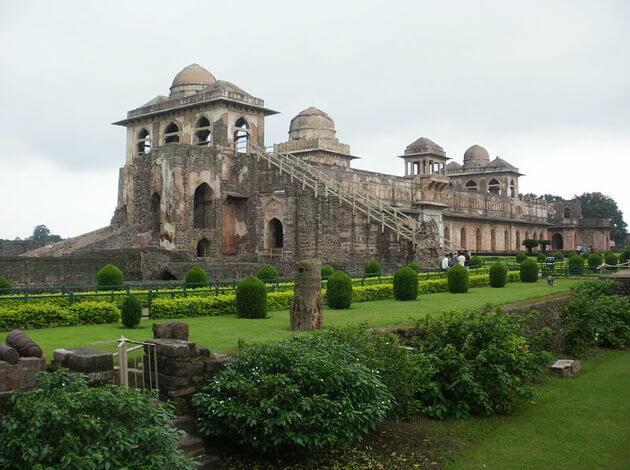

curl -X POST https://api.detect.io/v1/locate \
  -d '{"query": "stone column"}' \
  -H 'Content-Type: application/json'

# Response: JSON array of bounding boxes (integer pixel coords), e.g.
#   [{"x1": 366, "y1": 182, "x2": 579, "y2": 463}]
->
[{"x1": 290, "y1": 259, "x2": 323, "y2": 331}]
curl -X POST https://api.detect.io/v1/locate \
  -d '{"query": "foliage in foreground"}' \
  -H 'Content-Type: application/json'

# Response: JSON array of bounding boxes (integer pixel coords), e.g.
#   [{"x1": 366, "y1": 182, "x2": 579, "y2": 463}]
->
[
  {"x1": 0, "y1": 370, "x2": 194, "y2": 469},
  {"x1": 192, "y1": 335, "x2": 392, "y2": 452},
  {"x1": 0, "y1": 276, "x2": 10, "y2": 294}
]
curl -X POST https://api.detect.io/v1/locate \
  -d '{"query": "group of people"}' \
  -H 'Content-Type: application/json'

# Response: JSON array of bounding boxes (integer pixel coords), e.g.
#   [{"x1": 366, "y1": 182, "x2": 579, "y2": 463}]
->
[{"x1": 441, "y1": 250, "x2": 471, "y2": 270}]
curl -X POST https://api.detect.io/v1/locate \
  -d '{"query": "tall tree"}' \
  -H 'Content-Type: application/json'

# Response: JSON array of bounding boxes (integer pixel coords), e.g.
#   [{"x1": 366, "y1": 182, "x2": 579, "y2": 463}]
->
[
  {"x1": 29, "y1": 225, "x2": 62, "y2": 242},
  {"x1": 577, "y1": 192, "x2": 627, "y2": 246}
]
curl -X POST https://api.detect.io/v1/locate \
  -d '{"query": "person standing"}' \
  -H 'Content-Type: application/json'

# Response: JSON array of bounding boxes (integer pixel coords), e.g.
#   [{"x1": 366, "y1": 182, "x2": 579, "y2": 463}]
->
[
  {"x1": 457, "y1": 251, "x2": 466, "y2": 266},
  {"x1": 441, "y1": 254, "x2": 449, "y2": 271}
]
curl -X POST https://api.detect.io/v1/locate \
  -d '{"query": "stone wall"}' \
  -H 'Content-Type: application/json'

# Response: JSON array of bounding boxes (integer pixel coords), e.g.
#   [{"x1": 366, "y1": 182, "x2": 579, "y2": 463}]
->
[{"x1": 0, "y1": 240, "x2": 47, "y2": 257}]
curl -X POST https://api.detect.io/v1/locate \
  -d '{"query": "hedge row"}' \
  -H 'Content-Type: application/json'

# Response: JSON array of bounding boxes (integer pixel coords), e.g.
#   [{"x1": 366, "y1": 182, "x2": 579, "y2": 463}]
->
[{"x1": 0, "y1": 301, "x2": 120, "y2": 331}]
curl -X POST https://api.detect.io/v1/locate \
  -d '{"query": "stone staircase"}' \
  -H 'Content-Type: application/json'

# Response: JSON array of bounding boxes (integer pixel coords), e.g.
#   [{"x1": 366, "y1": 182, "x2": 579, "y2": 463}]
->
[
  {"x1": 172, "y1": 415, "x2": 221, "y2": 469},
  {"x1": 250, "y1": 144, "x2": 420, "y2": 245}
]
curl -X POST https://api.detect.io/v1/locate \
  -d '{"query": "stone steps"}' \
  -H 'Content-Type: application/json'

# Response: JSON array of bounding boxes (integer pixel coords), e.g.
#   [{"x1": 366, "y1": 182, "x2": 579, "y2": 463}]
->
[{"x1": 172, "y1": 415, "x2": 221, "y2": 469}]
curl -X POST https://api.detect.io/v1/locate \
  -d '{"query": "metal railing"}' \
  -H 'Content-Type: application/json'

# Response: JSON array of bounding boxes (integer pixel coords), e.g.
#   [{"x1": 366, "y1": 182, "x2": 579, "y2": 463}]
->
[{"x1": 115, "y1": 337, "x2": 159, "y2": 391}]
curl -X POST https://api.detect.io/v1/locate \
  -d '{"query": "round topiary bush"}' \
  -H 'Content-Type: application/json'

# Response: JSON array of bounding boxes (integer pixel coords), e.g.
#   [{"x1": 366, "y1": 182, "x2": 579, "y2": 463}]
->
[
  {"x1": 185, "y1": 266, "x2": 209, "y2": 288},
  {"x1": 256, "y1": 264, "x2": 278, "y2": 282},
  {"x1": 554, "y1": 251, "x2": 564, "y2": 262},
  {"x1": 588, "y1": 253, "x2": 603, "y2": 270},
  {"x1": 515, "y1": 252, "x2": 528, "y2": 263},
  {"x1": 0, "y1": 370, "x2": 194, "y2": 469},
  {"x1": 406, "y1": 261, "x2": 419, "y2": 272},
  {"x1": 520, "y1": 259, "x2": 538, "y2": 283},
  {"x1": 321, "y1": 264, "x2": 335, "y2": 278},
  {"x1": 470, "y1": 256, "x2": 483, "y2": 269},
  {"x1": 235, "y1": 276, "x2": 267, "y2": 319},
  {"x1": 536, "y1": 252, "x2": 546, "y2": 262},
  {"x1": 327, "y1": 271, "x2": 353, "y2": 309},
  {"x1": 364, "y1": 260, "x2": 382, "y2": 277},
  {"x1": 121, "y1": 295, "x2": 143, "y2": 328},
  {"x1": 620, "y1": 248, "x2": 630, "y2": 265},
  {"x1": 581, "y1": 252, "x2": 589, "y2": 260},
  {"x1": 192, "y1": 336, "x2": 392, "y2": 452},
  {"x1": 605, "y1": 252, "x2": 618, "y2": 267},
  {"x1": 0, "y1": 276, "x2": 11, "y2": 294},
  {"x1": 568, "y1": 254, "x2": 585, "y2": 275},
  {"x1": 96, "y1": 264, "x2": 124, "y2": 290},
  {"x1": 447, "y1": 264, "x2": 469, "y2": 293},
  {"x1": 489, "y1": 263, "x2": 507, "y2": 288},
  {"x1": 393, "y1": 266, "x2": 419, "y2": 301}
]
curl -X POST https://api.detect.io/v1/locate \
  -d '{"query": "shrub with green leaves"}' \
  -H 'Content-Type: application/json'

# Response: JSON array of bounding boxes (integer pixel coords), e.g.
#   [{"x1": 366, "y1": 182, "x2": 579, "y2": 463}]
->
[
  {"x1": 605, "y1": 252, "x2": 618, "y2": 267},
  {"x1": 570, "y1": 279, "x2": 618, "y2": 298},
  {"x1": 587, "y1": 253, "x2": 603, "y2": 270},
  {"x1": 520, "y1": 259, "x2": 538, "y2": 283},
  {"x1": 406, "y1": 261, "x2": 419, "y2": 272},
  {"x1": 0, "y1": 301, "x2": 120, "y2": 331},
  {"x1": 121, "y1": 295, "x2": 143, "y2": 328},
  {"x1": 327, "y1": 271, "x2": 353, "y2": 309},
  {"x1": 256, "y1": 264, "x2": 278, "y2": 282},
  {"x1": 407, "y1": 307, "x2": 548, "y2": 419},
  {"x1": 469, "y1": 256, "x2": 483, "y2": 269},
  {"x1": 364, "y1": 260, "x2": 382, "y2": 277},
  {"x1": 192, "y1": 335, "x2": 392, "y2": 452},
  {"x1": 69, "y1": 301, "x2": 120, "y2": 325},
  {"x1": 321, "y1": 264, "x2": 335, "y2": 278},
  {"x1": 393, "y1": 266, "x2": 418, "y2": 301},
  {"x1": 447, "y1": 264, "x2": 469, "y2": 293},
  {"x1": 536, "y1": 252, "x2": 546, "y2": 262},
  {"x1": 554, "y1": 251, "x2": 565, "y2": 262},
  {"x1": 620, "y1": 247, "x2": 630, "y2": 264},
  {"x1": 568, "y1": 254, "x2": 585, "y2": 275},
  {"x1": 581, "y1": 252, "x2": 590, "y2": 260},
  {"x1": 0, "y1": 370, "x2": 193, "y2": 469},
  {"x1": 0, "y1": 276, "x2": 10, "y2": 294},
  {"x1": 235, "y1": 276, "x2": 267, "y2": 319},
  {"x1": 515, "y1": 252, "x2": 528, "y2": 263},
  {"x1": 96, "y1": 264, "x2": 124, "y2": 290},
  {"x1": 185, "y1": 266, "x2": 209, "y2": 288},
  {"x1": 489, "y1": 263, "x2": 507, "y2": 288}
]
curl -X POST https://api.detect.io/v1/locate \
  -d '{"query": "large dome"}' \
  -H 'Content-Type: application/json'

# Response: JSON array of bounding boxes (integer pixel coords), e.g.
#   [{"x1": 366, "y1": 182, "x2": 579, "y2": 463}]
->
[
  {"x1": 169, "y1": 64, "x2": 216, "y2": 98},
  {"x1": 289, "y1": 107, "x2": 336, "y2": 140},
  {"x1": 463, "y1": 144, "x2": 490, "y2": 167}
]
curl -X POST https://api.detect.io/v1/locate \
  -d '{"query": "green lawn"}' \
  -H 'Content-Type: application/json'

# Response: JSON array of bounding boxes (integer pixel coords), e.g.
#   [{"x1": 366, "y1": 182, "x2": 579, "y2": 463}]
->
[{"x1": 9, "y1": 279, "x2": 579, "y2": 359}]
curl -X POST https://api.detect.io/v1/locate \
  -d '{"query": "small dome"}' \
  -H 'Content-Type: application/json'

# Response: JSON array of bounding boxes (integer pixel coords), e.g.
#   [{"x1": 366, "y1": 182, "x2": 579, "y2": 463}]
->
[
  {"x1": 289, "y1": 106, "x2": 336, "y2": 140},
  {"x1": 485, "y1": 157, "x2": 517, "y2": 171},
  {"x1": 445, "y1": 161, "x2": 462, "y2": 171},
  {"x1": 463, "y1": 144, "x2": 490, "y2": 167},
  {"x1": 405, "y1": 137, "x2": 445, "y2": 156},
  {"x1": 171, "y1": 64, "x2": 216, "y2": 88}
]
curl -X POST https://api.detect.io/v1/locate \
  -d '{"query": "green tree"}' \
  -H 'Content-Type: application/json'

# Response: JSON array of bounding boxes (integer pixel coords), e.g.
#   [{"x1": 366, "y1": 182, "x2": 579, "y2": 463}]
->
[
  {"x1": 522, "y1": 239, "x2": 539, "y2": 256},
  {"x1": 577, "y1": 192, "x2": 627, "y2": 246},
  {"x1": 29, "y1": 224, "x2": 62, "y2": 242}
]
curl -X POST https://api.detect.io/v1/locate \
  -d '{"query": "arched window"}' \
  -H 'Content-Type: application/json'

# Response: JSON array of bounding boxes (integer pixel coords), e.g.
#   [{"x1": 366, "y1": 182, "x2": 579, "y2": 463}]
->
[
  {"x1": 504, "y1": 230, "x2": 509, "y2": 251},
  {"x1": 196, "y1": 238, "x2": 211, "y2": 257},
  {"x1": 164, "y1": 122, "x2": 180, "y2": 144},
  {"x1": 476, "y1": 228, "x2": 482, "y2": 252},
  {"x1": 525, "y1": 231, "x2": 529, "y2": 240},
  {"x1": 267, "y1": 218, "x2": 284, "y2": 250},
  {"x1": 552, "y1": 233, "x2": 563, "y2": 250},
  {"x1": 155, "y1": 269, "x2": 177, "y2": 281},
  {"x1": 194, "y1": 116, "x2": 212, "y2": 146},
  {"x1": 465, "y1": 180, "x2": 478, "y2": 192},
  {"x1": 488, "y1": 179, "x2": 501, "y2": 195},
  {"x1": 193, "y1": 183, "x2": 213, "y2": 229},
  {"x1": 234, "y1": 117, "x2": 249, "y2": 154},
  {"x1": 137, "y1": 128, "x2": 151, "y2": 155},
  {"x1": 151, "y1": 192, "x2": 161, "y2": 236},
  {"x1": 490, "y1": 229, "x2": 496, "y2": 251},
  {"x1": 460, "y1": 227, "x2": 467, "y2": 249},
  {"x1": 444, "y1": 225, "x2": 450, "y2": 242},
  {"x1": 509, "y1": 180, "x2": 516, "y2": 198},
  {"x1": 563, "y1": 207, "x2": 571, "y2": 219},
  {"x1": 516, "y1": 230, "x2": 521, "y2": 251},
  {"x1": 533, "y1": 232, "x2": 538, "y2": 241}
]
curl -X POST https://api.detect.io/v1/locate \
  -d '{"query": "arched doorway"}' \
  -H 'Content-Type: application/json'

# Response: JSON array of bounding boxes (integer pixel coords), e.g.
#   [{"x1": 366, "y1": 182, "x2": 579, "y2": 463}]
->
[
  {"x1": 475, "y1": 228, "x2": 482, "y2": 252},
  {"x1": 234, "y1": 117, "x2": 249, "y2": 154},
  {"x1": 444, "y1": 225, "x2": 450, "y2": 244},
  {"x1": 516, "y1": 230, "x2": 521, "y2": 251},
  {"x1": 267, "y1": 218, "x2": 284, "y2": 251},
  {"x1": 193, "y1": 183, "x2": 213, "y2": 229},
  {"x1": 196, "y1": 238, "x2": 211, "y2": 257},
  {"x1": 151, "y1": 192, "x2": 161, "y2": 236},
  {"x1": 155, "y1": 269, "x2": 177, "y2": 281},
  {"x1": 504, "y1": 230, "x2": 509, "y2": 251},
  {"x1": 490, "y1": 229, "x2": 496, "y2": 251},
  {"x1": 460, "y1": 227, "x2": 467, "y2": 249},
  {"x1": 552, "y1": 233, "x2": 564, "y2": 250}
]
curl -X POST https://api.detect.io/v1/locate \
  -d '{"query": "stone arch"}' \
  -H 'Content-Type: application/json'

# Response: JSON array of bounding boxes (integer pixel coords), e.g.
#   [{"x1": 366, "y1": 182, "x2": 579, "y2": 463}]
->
[
  {"x1": 164, "y1": 122, "x2": 180, "y2": 144},
  {"x1": 150, "y1": 192, "x2": 161, "y2": 236},
  {"x1": 460, "y1": 227, "x2": 467, "y2": 249},
  {"x1": 504, "y1": 229, "x2": 509, "y2": 251},
  {"x1": 137, "y1": 128, "x2": 151, "y2": 155},
  {"x1": 234, "y1": 117, "x2": 250, "y2": 154},
  {"x1": 193, "y1": 183, "x2": 213, "y2": 229},
  {"x1": 516, "y1": 230, "x2": 521, "y2": 251},
  {"x1": 196, "y1": 238, "x2": 211, "y2": 257},
  {"x1": 444, "y1": 225, "x2": 450, "y2": 243},
  {"x1": 465, "y1": 180, "x2": 478, "y2": 192},
  {"x1": 525, "y1": 230, "x2": 530, "y2": 240},
  {"x1": 194, "y1": 116, "x2": 212, "y2": 146},
  {"x1": 488, "y1": 179, "x2": 501, "y2": 195},
  {"x1": 266, "y1": 217, "x2": 284, "y2": 250},
  {"x1": 552, "y1": 233, "x2": 563, "y2": 250},
  {"x1": 563, "y1": 207, "x2": 571, "y2": 219},
  {"x1": 490, "y1": 228, "x2": 496, "y2": 251},
  {"x1": 154, "y1": 269, "x2": 177, "y2": 281},
  {"x1": 475, "y1": 227, "x2": 482, "y2": 252},
  {"x1": 533, "y1": 231, "x2": 538, "y2": 241}
]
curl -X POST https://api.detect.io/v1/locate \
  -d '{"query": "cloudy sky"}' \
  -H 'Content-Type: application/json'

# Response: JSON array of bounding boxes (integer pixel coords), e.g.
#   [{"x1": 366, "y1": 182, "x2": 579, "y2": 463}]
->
[{"x1": 1, "y1": 0, "x2": 628, "y2": 240}]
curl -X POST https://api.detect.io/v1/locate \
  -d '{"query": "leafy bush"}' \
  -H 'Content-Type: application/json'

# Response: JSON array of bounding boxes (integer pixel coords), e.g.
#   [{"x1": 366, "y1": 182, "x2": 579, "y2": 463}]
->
[
  {"x1": 96, "y1": 264, "x2": 124, "y2": 290},
  {"x1": 351, "y1": 283, "x2": 393, "y2": 302},
  {"x1": 69, "y1": 301, "x2": 120, "y2": 325},
  {"x1": 0, "y1": 303, "x2": 77, "y2": 331},
  {"x1": 570, "y1": 279, "x2": 618, "y2": 298},
  {"x1": 235, "y1": 276, "x2": 267, "y2": 319},
  {"x1": 536, "y1": 253, "x2": 546, "y2": 262},
  {"x1": 121, "y1": 295, "x2": 143, "y2": 328},
  {"x1": 0, "y1": 370, "x2": 193, "y2": 469},
  {"x1": 587, "y1": 253, "x2": 603, "y2": 270},
  {"x1": 150, "y1": 295, "x2": 236, "y2": 318},
  {"x1": 447, "y1": 264, "x2": 469, "y2": 293},
  {"x1": 520, "y1": 259, "x2": 538, "y2": 283},
  {"x1": 257, "y1": 264, "x2": 278, "y2": 282},
  {"x1": 321, "y1": 264, "x2": 335, "y2": 278},
  {"x1": 515, "y1": 252, "x2": 528, "y2": 263},
  {"x1": 554, "y1": 251, "x2": 564, "y2": 262},
  {"x1": 393, "y1": 266, "x2": 418, "y2": 301},
  {"x1": 185, "y1": 266, "x2": 209, "y2": 288},
  {"x1": 192, "y1": 336, "x2": 392, "y2": 452},
  {"x1": 406, "y1": 261, "x2": 419, "y2": 272},
  {"x1": 469, "y1": 256, "x2": 483, "y2": 268},
  {"x1": 620, "y1": 247, "x2": 630, "y2": 264},
  {"x1": 327, "y1": 271, "x2": 353, "y2": 309},
  {"x1": 407, "y1": 307, "x2": 548, "y2": 419},
  {"x1": 489, "y1": 263, "x2": 507, "y2": 288},
  {"x1": 605, "y1": 252, "x2": 618, "y2": 266},
  {"x1": 568, "y1": 254, "x2": 585, "y2": 275},
  {"x1": 364, "y1": 260, "x2": 382, "y2": 277},
  {"x1": 0, "y1": 276, "x2": 10, "y2": 294},
  {"x1": 581, "y1": 252, "x2": 590, "y2": 260}
]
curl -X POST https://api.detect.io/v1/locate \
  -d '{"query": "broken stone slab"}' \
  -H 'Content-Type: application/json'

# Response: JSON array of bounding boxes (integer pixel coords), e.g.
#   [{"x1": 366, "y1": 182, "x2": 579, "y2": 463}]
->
[
  {"x1": 53, "y1": 348, "x2": 114, "y2": 373},
  {"x1": 550, "y1": 359, "x2": 582, "y2": 377},
  {"x1": 145, "y1": 339, "x2": 200, "y2": 358},
  {"x1": 153, "y1": 322, "x2": 189, "y2": 341}
]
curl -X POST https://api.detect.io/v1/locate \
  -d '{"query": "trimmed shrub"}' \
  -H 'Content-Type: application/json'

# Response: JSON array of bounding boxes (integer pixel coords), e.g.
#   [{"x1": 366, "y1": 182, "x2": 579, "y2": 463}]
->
[
  {"x1": 392, "y1": 267, "x2": 418, "y2": 301},
  {"x1": 581, "y1": 252, "x2": 589, "y2": 260},
  {"x1": 327, "y1": 271, "x2": 353, "y2": 309},
  {"x1": 0, "y1": 370, "x2": 193, "y2": 469},
  {"x1": 0, "y1": 276, "x2": 11, "y2": 294},
  {"x1": 469, "y1": 256, "x2": 483, "y2": 269},
  {"x1": 489, "y1": 263, "x2": 507, "y2": 288},
  {"x1": 96, "y1": 264, "x2": 124, "y2": 290},
  {"x1": 536, "y1": 252, "x2": 546, "y2": 263},
  {"x1": 192, "y1": 336, "x2": 392, "y2": 452},
  {"x1": 121, "y1": 295, "x2": 143, "y2": 328},
  {"x1": 150, "y1": 295, "x2": 236, "y2": 319},
  {"x1": 256, "y1": 264, "x2": 278, "y2": 282},
  {"x1": 568, "y1": 254, "x2": 585, "y2": 275},
  {"x1": 620, "y1": 248, "x2": 630, "y2": 264},
  {"x1": 520, "y1": 259, "x2": 538, "y2": 283},
  {"x1": 321, "y1": 264, "x2": 335, "y2": 278},
  {"x1": 605, "y1": 252, "x2": 618, "y2": 267},
  {"x1": 185, "y1": 266, "x2": 209, "y2": 288},
  {"x1": 447, "y1": 264, "x2": 469, "y2": 293},
  {"x1": 235, "y1": 276, "x2": 267, "y2": 319},
  {"x1": 0, "y1": 303, "x2": 77, "y2": 331},
  {"x1": 364, "y1": 260, "x2": 382, "y2": 277},
  {"x1": 587, "y1": 253, "x2": 603, "y2": 270},
  {"x1": 406, "y1": 261, "x2": 420, "y2": 272},
  {"x1": 515, "y1": 252, "x2": 528, "y2": 263},
  {"x1": 554, "y1": 251, "x2": 565, "y2": 262},
  {"x1": 69, "y1": 301, "x2": 120, "y2": 325}
]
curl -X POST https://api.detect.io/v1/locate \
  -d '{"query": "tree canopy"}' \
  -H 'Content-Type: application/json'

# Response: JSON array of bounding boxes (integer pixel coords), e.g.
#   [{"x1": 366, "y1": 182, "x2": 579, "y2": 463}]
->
[
  {"x1": 29, "y1": 225, "x2": 62, "y2": 242},
  {"x1": 577, "y1": 193, "x2": 627, "y2": 246}
]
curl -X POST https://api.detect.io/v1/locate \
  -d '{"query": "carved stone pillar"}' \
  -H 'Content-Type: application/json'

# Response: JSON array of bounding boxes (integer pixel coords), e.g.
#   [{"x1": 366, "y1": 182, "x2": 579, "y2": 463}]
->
[{"x1": 290, "y1": 259, "x2": 323, "y2": 331}]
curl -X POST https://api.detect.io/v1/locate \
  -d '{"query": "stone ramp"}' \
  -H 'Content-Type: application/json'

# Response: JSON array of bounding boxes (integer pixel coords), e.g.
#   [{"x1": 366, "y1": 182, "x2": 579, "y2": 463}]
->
[{"x1": 24, "y1": 226, "x2": 116, "y2": 257}]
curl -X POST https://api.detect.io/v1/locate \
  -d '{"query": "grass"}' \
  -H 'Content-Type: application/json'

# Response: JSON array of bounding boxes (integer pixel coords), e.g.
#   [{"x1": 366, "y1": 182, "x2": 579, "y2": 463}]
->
[{"x1": 9, "y1": 279, "x2": 580, "y2": 359}]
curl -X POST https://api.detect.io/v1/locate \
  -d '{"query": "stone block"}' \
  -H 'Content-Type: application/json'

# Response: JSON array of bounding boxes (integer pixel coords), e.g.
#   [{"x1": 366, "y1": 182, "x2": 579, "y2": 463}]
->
[
  {"x1": 204, "y1": 353, "x2": 232, "y2": 374},
  {"x1": 157, "y1": 373, "x2": 193, "y2": 391},
  {"x1": 146, "y1": 339, "x2": 199, "y2": 358},
  {"x1": 550, "y1": 359, "x2": 582, "y2": 377},
  {"x1": 155, "y1": 357, "x2": 206, "y2": 377},
  {"x1": 0, "y1": 361, "x2": 20, "y2": 392},
  {"x1": 153, "y1": 322, "x2": 190, "y2": 341},
  {"x1": 54, "y1": 348, "x2": 114, "y2": 373}
]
